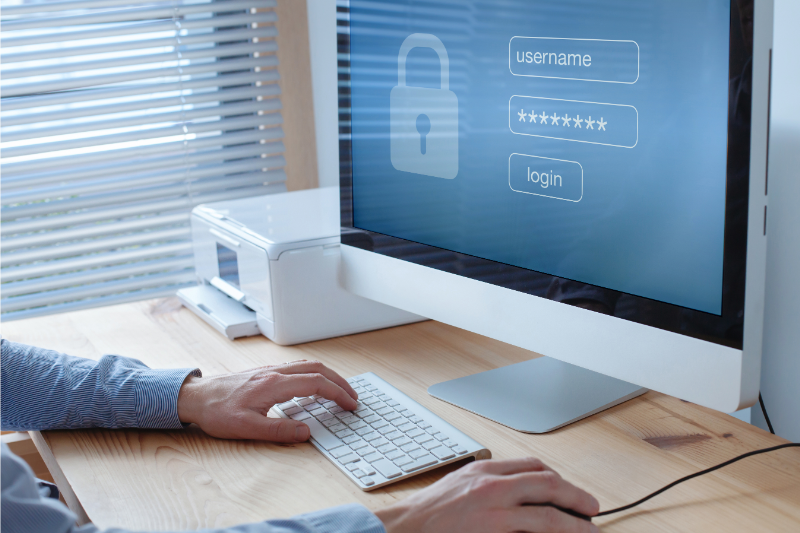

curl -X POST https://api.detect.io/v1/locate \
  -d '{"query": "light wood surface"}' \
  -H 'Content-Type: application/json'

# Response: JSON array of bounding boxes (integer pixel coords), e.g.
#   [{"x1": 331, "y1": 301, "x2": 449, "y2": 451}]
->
[{"x1": 4, "y1": 298, "x2": 800, "y2": 532}]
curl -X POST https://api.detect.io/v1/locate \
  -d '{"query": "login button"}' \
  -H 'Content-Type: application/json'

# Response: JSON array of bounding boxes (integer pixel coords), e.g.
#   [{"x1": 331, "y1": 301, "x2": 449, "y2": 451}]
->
[{"x1": 509, "y1": 153, "x2": 583, "y2": 202}]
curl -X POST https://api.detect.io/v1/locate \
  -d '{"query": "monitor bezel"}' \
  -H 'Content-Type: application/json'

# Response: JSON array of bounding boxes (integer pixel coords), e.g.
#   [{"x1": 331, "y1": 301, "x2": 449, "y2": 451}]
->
[{"x1": 337, "y1": 0, "x2": 771, "y2": 411}]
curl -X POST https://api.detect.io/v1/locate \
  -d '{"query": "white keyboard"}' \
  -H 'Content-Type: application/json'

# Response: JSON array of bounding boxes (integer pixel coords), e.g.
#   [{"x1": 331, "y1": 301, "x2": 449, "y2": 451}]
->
[{"x1": 274, "y1": 372, "x2": 491, "y2": 490}]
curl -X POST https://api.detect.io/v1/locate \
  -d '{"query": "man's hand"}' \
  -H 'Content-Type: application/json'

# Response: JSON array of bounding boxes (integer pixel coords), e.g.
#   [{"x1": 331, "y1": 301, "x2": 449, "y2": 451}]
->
[
  {"x1": 375, "y1": 458, "x2": 600, "y2": 533},
  {"x1": 177, "y1": 360, "x2": 358, "y2": 443}
]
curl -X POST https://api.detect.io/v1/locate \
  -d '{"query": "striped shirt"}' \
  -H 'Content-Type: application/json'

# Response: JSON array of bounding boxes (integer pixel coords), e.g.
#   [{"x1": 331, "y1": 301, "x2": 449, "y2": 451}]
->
[{"x1": 1, "y1": 339, "x2": 385, "y2": 533}]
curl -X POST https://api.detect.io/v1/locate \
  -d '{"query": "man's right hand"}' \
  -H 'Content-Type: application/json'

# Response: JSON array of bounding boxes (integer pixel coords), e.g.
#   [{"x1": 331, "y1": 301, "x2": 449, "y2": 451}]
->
[{"x1": 375, "y1": 457, "x2": 600, "y2": 533}]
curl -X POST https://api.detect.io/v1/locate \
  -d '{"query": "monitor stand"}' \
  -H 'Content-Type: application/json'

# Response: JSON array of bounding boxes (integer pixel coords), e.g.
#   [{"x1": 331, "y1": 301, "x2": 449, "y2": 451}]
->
[{"x1": 428, "y1": 357, "x2": 647, "y2": 433}]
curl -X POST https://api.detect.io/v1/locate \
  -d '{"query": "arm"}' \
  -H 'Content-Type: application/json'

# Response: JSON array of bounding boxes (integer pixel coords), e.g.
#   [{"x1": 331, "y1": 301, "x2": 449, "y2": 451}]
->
[
  {"x1": 2, "y1": 339, "x2": 599, "y2": 533},
  {"x1": 1, "y1": 443, "x2": 385, "y2": 533},
  {"x1": 0, "y1": 339, "x2": 200, "y2": 431}
]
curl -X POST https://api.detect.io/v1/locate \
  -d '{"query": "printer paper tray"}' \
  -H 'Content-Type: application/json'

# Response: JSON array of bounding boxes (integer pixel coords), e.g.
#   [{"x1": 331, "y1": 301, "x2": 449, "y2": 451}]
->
[{"x1": 177, "y1": 284, "x2": 260, "y2": 340}]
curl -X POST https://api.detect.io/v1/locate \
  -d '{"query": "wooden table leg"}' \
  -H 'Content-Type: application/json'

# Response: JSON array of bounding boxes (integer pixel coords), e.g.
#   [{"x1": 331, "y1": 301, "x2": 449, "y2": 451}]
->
[{"x1": 30, "y1": 431, "x2": 91, "y2": 526}]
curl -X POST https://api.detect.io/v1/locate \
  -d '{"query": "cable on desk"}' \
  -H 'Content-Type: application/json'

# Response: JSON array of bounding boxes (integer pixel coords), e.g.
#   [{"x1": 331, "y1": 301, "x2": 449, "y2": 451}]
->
[
  {"x1": 595, "y1": 442, "x2": 800, "y2": 517},
  {"x1": 759, "y1": 392, "x2": 775, "y2": 434}
]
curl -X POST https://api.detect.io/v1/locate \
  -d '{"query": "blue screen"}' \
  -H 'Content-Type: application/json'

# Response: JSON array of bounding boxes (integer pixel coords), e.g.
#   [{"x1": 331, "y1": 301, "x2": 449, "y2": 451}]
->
[{"x1": 349, "y1": 0, "x2": 731, "y2": 315}]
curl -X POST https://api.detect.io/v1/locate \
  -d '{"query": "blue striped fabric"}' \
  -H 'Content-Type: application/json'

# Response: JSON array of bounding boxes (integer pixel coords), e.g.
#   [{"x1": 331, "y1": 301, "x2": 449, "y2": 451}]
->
[{"x1": 0, "y1": 340, "x2": 386, "y2": 533}]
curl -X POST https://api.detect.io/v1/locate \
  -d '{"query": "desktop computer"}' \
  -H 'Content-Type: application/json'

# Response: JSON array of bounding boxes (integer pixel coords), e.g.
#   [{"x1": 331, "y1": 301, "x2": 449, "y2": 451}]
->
[{"x1": 337, "y1": 0, "x2": 772, "y2": 432}]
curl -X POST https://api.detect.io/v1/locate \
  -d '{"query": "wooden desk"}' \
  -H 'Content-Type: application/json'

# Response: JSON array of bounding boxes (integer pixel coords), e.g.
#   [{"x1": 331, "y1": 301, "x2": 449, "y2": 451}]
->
[{"x1": 5, "y1": 298, "x2": 799, "y2": 532}]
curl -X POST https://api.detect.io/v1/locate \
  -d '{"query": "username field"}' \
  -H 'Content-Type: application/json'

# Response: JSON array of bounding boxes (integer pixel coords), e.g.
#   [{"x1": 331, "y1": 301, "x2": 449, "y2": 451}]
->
[{"x1": 509, "y1": 37, "x2": 639, "y2": 84}]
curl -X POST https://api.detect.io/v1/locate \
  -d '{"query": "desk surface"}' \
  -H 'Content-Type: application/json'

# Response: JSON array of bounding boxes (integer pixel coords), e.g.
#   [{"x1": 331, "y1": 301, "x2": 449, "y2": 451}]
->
[{"x1": 5, "y1": 298, "x2": 800, "y2": 532}]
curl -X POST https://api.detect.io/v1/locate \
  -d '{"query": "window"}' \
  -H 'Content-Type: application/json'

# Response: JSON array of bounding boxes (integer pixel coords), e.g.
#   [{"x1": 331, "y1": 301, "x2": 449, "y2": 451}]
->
[{"x1": 1, "y1": 0, "x2": 287, "y2": 320}]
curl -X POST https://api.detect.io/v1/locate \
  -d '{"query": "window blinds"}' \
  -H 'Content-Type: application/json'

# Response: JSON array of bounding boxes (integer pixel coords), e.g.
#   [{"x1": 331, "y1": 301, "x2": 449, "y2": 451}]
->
[{"x1": 1, "y1": 0, "x2": 287, "y2": 320}]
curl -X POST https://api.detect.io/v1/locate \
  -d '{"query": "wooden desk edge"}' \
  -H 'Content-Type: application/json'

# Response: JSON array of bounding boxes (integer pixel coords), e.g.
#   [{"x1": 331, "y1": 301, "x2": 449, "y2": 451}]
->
[{"x1": 30, "y1": 431, "x2": 91, "y2": 526}]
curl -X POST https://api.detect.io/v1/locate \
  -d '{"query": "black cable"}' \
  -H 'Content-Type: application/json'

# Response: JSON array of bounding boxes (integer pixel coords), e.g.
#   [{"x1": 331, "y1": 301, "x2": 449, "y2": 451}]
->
[
  {"x1": 595, "y1": 443, "x2": 800, "y2": 517},
  {"x1": 759, "y1": 392, "x2": 775, "y2": 434}
]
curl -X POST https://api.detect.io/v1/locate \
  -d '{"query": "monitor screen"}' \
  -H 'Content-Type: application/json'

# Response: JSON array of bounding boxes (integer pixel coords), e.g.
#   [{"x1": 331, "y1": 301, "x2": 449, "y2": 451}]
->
[{"x1": 341, "y1": 0, "x2": 754, "y2": 349}]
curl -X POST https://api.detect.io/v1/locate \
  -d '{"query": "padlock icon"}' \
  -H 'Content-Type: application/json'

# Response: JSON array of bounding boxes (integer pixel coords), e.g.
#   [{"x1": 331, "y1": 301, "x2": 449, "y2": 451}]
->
[{"x1": 390, "y1": 33, "x2": 458, "y2": 180}]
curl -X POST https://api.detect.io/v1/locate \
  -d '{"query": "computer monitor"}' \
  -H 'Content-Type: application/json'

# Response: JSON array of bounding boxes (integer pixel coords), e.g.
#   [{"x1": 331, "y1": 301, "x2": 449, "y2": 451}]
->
[{"x1": 338, "y1": 0, "x2": 772, "y2": 431}]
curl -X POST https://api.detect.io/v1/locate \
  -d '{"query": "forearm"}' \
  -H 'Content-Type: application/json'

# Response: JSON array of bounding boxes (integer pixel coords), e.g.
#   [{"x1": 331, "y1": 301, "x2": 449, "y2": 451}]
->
[
  {"x1": 2, "y1": 442, "x2": 383, "y2": 533},
  {"x1": 0, "y1": 339, "x2": 199, "y2": 431}
]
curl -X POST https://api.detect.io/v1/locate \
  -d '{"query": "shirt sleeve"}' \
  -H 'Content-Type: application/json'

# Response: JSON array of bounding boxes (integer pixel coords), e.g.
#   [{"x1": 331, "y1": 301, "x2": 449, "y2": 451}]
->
[
  {"x1": 1, "y1": 444, "x2": 386, "y2": 533},
  {"x1": 0, "y1": 339, "x2": 201, "y2": 431}
]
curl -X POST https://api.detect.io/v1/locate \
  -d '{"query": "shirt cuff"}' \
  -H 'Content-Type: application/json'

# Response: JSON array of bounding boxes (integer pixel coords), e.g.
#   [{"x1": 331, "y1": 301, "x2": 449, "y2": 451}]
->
[
  {"x1": 293, "y1": 503, "x2": 386, "y2": 533},
  {"x1": 133, "y1": 367, "x2": 202, "y2": 429}
]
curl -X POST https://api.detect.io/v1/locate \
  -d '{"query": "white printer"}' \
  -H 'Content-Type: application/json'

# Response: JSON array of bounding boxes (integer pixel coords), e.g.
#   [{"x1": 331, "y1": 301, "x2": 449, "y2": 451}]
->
[{"x1": 177, "y1": 187, "x2": 422, "y2": 345}]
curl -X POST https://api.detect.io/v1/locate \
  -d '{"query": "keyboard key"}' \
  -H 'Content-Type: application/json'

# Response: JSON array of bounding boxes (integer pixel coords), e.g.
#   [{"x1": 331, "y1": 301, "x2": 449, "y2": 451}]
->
[
  {"x1": 414, "y1": 434, "x2": 434, "y2": 444},
  {"x1": 409, "y1": 448, "x2": 429, "y2": 459},
  {"x1": 372, "y1": 420, "x2": 391, "y2": 430},
  {"x1": 308, "y1": 407, "x2": 327, "y2": 417},
  {"x1": 401, "y1": 454, "x2": 438, "y2": 472},
  {"x1": 397, "y1": 422, "x2": 416, "y2": 433},
  {"x1": 398, "y1": 409, "x2": 413, "y2": 416},
  {"x1": 357, "y1": 446, "x2": 377, "y2": 457},
  {"x1": 336, "y1": 412, "x2": 353, "y2": 420},
  {"x1": 322, "y1": 401, "x2": 338, "y2": 409},
  {"x1": 350, "y1": 439, "x2": 368, "y2": 450},
  {"x1": 384, "y1": 430, "x2": 404, "y2": 440},
  {"x1": 371, "y1": 402, "x2": 388, "y2": 411},
  {"x1": 390, "y1": 417, "x2": 408, "y2": 427},
  {"x1": 400, "y1": 442, "x2": 420, "y2": 453},
  {"x1": 441, "y1": 439, "x2": 457, "y2": 448},
  {"x1": 316, "y1": 412, "x2": 334, "y2": 422},
  {"x1": 337, "y1": 453, "x2": 360, "y2": 465},
  {"x1": 425, "y1": 427, "x2": 439, "y2": 435},
  {"x1": 363, "y1": 397, "x2": 380, "y2": 406},
  {"x1": 384, "y1": 411, "x2": 402, "y2": 422},
  {"x1": 378, "y1": 426, "x2": 397, "y2": 436},
  {"x1": 406, "y1": 428, "x2": 425, "y2": 438},
  {"x1": 356, "y1": 427, "x2": 375, "y2": 437},
  {"x1": 297, "y1": 398, "x2": 316, "y2": 406},
  {"x1": 393, "y1": 436, "x2": 413, "y2": 447},
  {"x1": 418, "y1": 422, "x2": 432, "y2": 429},
  {"x1": 372, "y1": 458, "x2": 402, "y2": 479},
  {"x1": 328, "y1": 423, "x2": 347, "y2": 433},
  {"x1": 431, "y1": 447, "x2": 456, "y2": 460},
  {"x1": 363, "y1": 414, "x2": 381, "y2": 424},
  {"x1": 355, "y1": 409, "x2": 373, "y2": 418},
  {"x1": 360, "y1": 391, "x2": 374, "y2": 399},
  {"x1": 349, "y1": 420, "x2": 367, "y2": 430},
  {"x1": 342, "y1": 434, "x2": 361, "y2": 445},
  {"x1": 423, "y1": 440, "x2": 442, "y2": 450},
  {"x1": 409, "y1": 416, "x2": 424, "y2": 424},
  {"x1": 376, "y1": 443, "x2": 396, "y2": 454},
  {"x1": 364, "y1": 432, "x2": 383, "y2": 442},
  {"x1": 346, "y1": 461, "x2": 362, "y2": 472},
  {"x1": 282, "y1": 406, "x2": 302, "y2": 416},
  {"x1": 335, "y1": 429, "x2": 355, "y2": 439},
  {"x1": 321, "y1": 418, "x2": 338, "y2": 428},
  {"x1": 279, "y1": 401, "x2": 296, "y2": 410},
  {"x1": 454, "y1": 446, "x2": 468, "y2": 454},
  {"x1": 362, "y1": 477, "x2": 375, "y2": 486},
  {"x1": 352, "y1": 469, "x2": 366, "y2": 479},
  {"x1": 392, "y1": 455, "x2": 413, "y2": 467},
  {"x1": 384, "y1": 449, "x2": 405, "y2": 461},
  {"x1": 304, "y1": 417, "x2": 345, "y2": 452},
  {"x1": 329, "y1": 406, "x2": 344, "y2": 414},
  {"x1": 370, "y1": 437, "x2": 390, "y2": 448},
  {"x1": 435, "y1": 433, "x2": 449, "y2": 441},
  {"x1": 340, "y1": 414, "x2": 358, "y2": 424},
  {"x1": 366, "y1": 385, "x2": 379, "y2": 391},
  {"x1": 330, "y1": 447, "x2": 353, "y2": 458},
  {"x1": 386, "y1": 400, "x2": 401, "y2": 407},
  {"x1": 290, "y1": 411, "x2": 312, "y2": 421},
  {"x1": 363, "y1": 452, "x2": 383, "y2": 464},
  {"x1": 361, "y1": 464, "x2": 376, "y2": 476}
]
